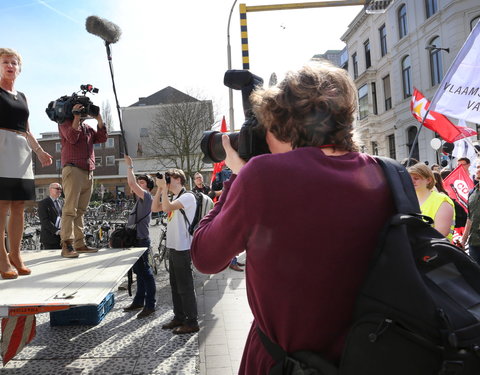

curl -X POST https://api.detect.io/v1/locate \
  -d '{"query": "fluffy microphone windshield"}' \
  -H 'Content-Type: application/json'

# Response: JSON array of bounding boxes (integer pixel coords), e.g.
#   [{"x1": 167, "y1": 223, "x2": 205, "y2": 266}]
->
[{"x1": 85, "y1": 15, "x2": 122, "y2": 44}]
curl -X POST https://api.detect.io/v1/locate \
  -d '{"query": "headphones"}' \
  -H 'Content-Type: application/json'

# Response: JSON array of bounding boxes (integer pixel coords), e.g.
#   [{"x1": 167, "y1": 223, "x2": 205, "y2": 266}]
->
[{"x1": 138, "y1": 175, "x2": 154, "y2": 190}]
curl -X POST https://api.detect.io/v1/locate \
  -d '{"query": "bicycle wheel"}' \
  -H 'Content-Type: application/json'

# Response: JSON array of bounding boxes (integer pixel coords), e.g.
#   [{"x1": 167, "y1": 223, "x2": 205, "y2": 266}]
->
[
  {"x1": 148, "y1": 247, "x2": 158, "y2": 275},
  {"x1": 157, "y1": 230, "x2": 169, "y2": 273}
]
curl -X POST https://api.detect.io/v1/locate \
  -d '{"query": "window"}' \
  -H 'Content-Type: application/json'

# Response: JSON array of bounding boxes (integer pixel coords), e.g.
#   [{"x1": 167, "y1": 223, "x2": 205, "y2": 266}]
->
[
  {"x1": 364, "y1": 40, "x2": 371, "y2": 69},
  {"x1": 379, "y1": 24, "x2": 388, "y2": 57},
  {"x1": 425, "y1": 0, "x2": 438, "y2": 19},
  {"x1": 407, "y1": 126, "x2": 419, "y2": 161},
  {"x1": 383, "y1": 75, "x2": 392, "y2": 111},
  {"x1": 429, "y1": 36, "x2": 443, "y2": 86},
  {"x1": 95, "y1": 157, "x2": 102, "y2": 167},
  {"x1": 358, "y1": 84, "x2": 369, "y2": 120},
  {"x1": 35, "y1": 187, "x2": 47, "y2": 201},
  {"x1": 55, "y1": 142, "x2": 61, "y2": 152},
  {"x1": 372, "y1": 82, "x2": 378, "y2": 115},
  {"x1": 402, "y1": 55, "x2": 412, "y2": 99},
  {"x1": 471, "y1": 16, "x2": 480, "y2": 31},
  {"x1": 55, "y1": 159, "x2": 61, "y2": 170},
  {"x1": 398, "y1": 4, "x2": 408, "y2": 39},
  {"x1": 106, "y1": 138, "x2": 114, "y2": 148},
  {"x1": 371, "y1": 141, "x2": 379, "y2": 156},
  {"x1": 388, "y1": 134, "x2": 396, "y2": 160},
  {"x1": 106, "y1": 156, "x2": 115, "y2": 166},
  {"x1": 94, "y1": 143, "x2": 102, "y2": 150},
  {"x1": 352, "y1": 53, "x2": 358, "y2": 79}
]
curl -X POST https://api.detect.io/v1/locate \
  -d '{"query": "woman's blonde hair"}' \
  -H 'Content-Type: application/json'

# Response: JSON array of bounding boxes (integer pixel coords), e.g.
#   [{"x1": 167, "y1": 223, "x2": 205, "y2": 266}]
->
[
  {"x1": 0, "y1": 48, "x2": 22, "y2": 69},
  {"x1": 250, "y1": 60, "x2": 358, "y2": 151},
  {"x1": 408, "y1": 163, "x2": 435, "y2": 190}
]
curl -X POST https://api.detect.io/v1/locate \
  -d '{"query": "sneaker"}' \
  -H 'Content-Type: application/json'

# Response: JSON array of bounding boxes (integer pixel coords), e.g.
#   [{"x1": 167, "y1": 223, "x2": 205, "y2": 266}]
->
[
  {"x1": 61, "y1": 241, "x2": 79, "y2": 258},
  {"x1": 161, "y1": 319, "x2": 184, "y2": 330},
  {"x1": 123, "y1": 303, "x2": 144, "y2": 312},
  {"x1": 173, "y1": 324, "x2": 200, "y2": 334},
  {"x1": 136, "y1": 307, "x2": 155, "y2": 319},
  {"x1": 75, "y1": 245, "x2": 98, "y2": 253}
]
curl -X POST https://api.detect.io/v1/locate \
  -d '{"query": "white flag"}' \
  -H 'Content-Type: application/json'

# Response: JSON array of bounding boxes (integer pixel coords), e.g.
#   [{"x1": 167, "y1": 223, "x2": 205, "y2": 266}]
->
[{"x1": 429, "y1": 21, "x2": 480, "y2": 123}]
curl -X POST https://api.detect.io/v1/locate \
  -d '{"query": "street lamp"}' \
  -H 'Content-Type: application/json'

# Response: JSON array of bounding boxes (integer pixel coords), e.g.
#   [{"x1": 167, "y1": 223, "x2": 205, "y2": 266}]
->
[
  {"x1": 425, "y1": 45, "x2": 450, "y2": 53},
  {"x1": 227, "y1": 0, "x2": 238, "y2": 131}
]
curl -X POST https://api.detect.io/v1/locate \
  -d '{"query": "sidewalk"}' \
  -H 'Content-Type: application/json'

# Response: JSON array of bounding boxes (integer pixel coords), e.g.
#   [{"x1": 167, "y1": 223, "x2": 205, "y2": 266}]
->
[
  {"x1": 197, "y1": 255, "x2": 252, "y2": 375},
  {"x1": 0, "y1": 243, "x2": 251, "y2": 374}
]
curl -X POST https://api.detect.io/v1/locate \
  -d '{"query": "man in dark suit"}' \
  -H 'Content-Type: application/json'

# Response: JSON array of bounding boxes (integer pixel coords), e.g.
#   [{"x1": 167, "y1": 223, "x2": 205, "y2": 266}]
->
[{"x1": 38, "y1": 183, "x2": 63, "y2": 249}]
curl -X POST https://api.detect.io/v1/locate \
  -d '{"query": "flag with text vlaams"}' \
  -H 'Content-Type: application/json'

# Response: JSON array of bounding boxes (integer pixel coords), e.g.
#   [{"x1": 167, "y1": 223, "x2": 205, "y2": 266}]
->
[
  {"x1": 429, "y1": 21, "x2": 480, "y2": 123},
  {"x1": 411, "y1": 88, "x2": 477, "y2": 143}
]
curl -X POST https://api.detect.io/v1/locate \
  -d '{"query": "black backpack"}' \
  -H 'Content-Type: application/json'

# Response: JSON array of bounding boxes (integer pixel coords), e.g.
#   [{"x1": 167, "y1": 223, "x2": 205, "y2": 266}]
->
[
  {"x1": 180, "y1": 190, "x2": 214, "y2": 236},
  {"x1": 258, "y1": 157, "x2": 480, "y2": 375}
]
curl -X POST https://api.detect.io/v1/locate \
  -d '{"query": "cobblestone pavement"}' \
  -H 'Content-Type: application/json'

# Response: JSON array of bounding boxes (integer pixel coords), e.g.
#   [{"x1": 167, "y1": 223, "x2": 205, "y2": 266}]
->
[{"x1": 1, "y1": 224, "x2": 252, "y2": 375}]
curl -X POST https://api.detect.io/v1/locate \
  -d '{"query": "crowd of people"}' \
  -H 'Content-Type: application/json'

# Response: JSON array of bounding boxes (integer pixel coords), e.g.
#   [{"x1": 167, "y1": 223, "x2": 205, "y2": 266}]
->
[{"x1": 4, "y1": 46, "x2": 480, "y2": 371}]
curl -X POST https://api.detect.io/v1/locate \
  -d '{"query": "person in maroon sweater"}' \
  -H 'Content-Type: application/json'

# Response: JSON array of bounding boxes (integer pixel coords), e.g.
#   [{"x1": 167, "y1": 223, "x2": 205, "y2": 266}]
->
[
  {"x1": 191, "y1": 61, "x2": 394, "y2": 374},
  {"x1": 58, "y1": 103, "x2": 107, "y2": 258}
]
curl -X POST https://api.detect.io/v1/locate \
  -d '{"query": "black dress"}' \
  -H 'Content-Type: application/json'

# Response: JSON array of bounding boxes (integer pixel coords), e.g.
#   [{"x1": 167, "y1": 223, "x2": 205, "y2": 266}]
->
[{"x1": 0, "y1": 87, "x2": 35, "y2": 200}]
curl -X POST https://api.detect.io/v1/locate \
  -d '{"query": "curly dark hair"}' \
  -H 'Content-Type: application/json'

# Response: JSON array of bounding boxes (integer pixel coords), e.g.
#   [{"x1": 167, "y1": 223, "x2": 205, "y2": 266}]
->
[{"x1": 250, "y1": 60, "x2": 358, "y2": 151}]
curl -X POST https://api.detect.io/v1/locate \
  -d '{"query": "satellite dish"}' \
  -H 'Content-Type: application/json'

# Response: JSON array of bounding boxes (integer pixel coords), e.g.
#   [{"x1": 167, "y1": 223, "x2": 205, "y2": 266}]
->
[{"x1": 430, "y1": 138, "x2": 442, "y2": 150}]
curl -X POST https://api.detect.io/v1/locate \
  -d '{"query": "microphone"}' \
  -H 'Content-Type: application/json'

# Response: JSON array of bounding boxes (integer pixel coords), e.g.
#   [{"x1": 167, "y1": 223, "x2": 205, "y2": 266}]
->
[{"x1": 85, "y1": 15, "x2": 122, "y2": 44}]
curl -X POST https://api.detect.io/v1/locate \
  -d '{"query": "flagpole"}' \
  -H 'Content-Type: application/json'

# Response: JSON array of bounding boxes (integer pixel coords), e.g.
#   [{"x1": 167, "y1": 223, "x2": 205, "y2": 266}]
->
[{"x1": 407, "y1": 108, "x2": 430, "y2": 166}]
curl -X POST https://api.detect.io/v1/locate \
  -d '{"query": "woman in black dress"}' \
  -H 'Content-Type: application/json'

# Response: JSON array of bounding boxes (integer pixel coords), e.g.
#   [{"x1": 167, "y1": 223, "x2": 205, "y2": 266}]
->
[{"x1": 0, "y1": 48, "x2": 52, "y2": 279}]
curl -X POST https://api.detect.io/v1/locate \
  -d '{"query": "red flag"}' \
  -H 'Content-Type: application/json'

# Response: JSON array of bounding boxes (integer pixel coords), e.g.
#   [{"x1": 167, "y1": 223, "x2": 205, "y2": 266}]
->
[
  {"x1": 443, "y1": 164, "x2": 474, "y2": 213},
  {"x1": 1, "y1": 316, "x2": 36, "y2": 365},
  {"x1": 210, "y1": 116, "x2": 227, "y2": 184},
  {"x1": 411, "y1": 88, "x2": 477, "y2": 143}
]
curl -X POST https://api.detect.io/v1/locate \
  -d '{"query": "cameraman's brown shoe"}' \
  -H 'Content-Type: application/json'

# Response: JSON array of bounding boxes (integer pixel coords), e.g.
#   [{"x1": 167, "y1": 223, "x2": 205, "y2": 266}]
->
[
  {"x1": 61, "y1": 241, "x2": 79, "y2": 258},
  {"x1": 75, "y1": 245, "x2": 98, "y2": 253}
]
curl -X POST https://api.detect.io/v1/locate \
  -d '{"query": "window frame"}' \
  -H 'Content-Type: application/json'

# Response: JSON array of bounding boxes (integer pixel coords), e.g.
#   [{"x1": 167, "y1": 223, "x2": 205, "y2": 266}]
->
[
  {"x1": 106, "y1": 138, "x2": 114, "y2": 148},
  {"x1": 106, "y1": 155, "x2": 115, "y2": 166},
  {"x1": 425, "y1": 0, "x2": 438, "y2": 19},
  {"x1": 364, "y1": 39, "x2": 371, "y2": 69},
  {"x1": 401, "y1": 55, "x2": 412, "y2": 99},
  {"x1": 383, "y1": 75, "x2": 392, "y2": 111},
  {"x1": 429, "y1": 36, "x2": 443, "y2": 86},
  {"x1": 352, "y1": 53, "x2": 358, "y2": 79},
  {"x1": 379, "y1": 24, "x2": 388, "y2": 57},
  {"x1": 358, "y1": 84, "x2": 369, "y2": 120},
  {"x1": 95, "y1": 157, "x2": 102, "y2": 167},
  {"x1": 398, "y1": 4, "x2": 408, "y2": 39}
]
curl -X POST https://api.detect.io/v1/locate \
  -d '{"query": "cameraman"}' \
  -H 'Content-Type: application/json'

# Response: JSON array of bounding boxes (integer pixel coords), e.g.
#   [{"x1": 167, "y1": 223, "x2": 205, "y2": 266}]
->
[
  {"x1": 191, "y1": 61, "x2": 394, "y2": 373},
  {"x1": 58, "y1": 103, "x2": 107, "y2": 258}
]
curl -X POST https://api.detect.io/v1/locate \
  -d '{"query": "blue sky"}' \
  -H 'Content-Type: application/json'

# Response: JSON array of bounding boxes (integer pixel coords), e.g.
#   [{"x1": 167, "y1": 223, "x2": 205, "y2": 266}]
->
[{"x1": 0, "y1": 0, "x2": 362, "y2": 136}]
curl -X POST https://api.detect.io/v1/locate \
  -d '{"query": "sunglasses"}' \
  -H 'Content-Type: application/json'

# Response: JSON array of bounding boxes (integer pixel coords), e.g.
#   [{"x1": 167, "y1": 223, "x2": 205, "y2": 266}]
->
[{"x1": 53, "y1": 187, "x2": 63, "y2": 191}]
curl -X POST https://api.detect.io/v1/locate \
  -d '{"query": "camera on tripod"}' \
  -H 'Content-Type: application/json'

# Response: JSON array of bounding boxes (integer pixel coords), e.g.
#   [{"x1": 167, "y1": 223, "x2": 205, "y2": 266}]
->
[
  {"x1": 45, "y1": 84, "x2": 100, "y2": 124},
  {"x1": 200, "y1": 70, "x2": 270, "y2": 163}
]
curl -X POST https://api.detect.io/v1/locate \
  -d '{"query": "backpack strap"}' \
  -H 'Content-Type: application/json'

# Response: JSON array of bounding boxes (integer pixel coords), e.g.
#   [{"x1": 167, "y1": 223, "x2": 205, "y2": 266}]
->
[{"x1": 374, "y1": 156, "x2": 421, "y2": 215}]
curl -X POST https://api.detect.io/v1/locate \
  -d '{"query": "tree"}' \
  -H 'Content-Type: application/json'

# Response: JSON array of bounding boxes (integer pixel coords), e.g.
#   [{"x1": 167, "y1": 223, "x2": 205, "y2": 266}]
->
[
  {"x1": 143, "y1": 95, "x2": 215, "y2": 187},
  {"x1": 101, "y1": 100, "x2": 114, "y2": 132}
]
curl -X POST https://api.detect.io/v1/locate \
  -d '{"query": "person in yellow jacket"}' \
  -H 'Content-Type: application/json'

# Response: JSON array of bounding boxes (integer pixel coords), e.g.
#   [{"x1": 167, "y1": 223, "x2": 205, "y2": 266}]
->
[{"x1": 408, "y1": 163, "x2": 455, "y2": 241}]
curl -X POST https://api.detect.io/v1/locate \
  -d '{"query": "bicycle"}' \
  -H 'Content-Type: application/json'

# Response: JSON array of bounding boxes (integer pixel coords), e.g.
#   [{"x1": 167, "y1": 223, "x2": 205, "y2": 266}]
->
[{"x1": 151, "y1": 213, "x2": 169, "y2": 274}]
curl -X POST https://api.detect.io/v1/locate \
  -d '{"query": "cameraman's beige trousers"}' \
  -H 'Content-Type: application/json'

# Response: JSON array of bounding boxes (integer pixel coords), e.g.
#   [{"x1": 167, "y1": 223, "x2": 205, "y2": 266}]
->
[{"x1": 60, "y1": 165, "x2": 93, "y2": 248}]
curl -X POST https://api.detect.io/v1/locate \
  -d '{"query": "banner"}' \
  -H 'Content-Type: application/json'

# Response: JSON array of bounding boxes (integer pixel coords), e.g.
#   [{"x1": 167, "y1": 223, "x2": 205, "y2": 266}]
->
[
  {"x1": 442, "y1": 164, "x2": 474, "y2": 213},
  {"x1": 429, "y1": 21, "x2": 480, "y2": 123},
  {"x1": 411, "y1": 88, "x2": 477, "y2": 142}
]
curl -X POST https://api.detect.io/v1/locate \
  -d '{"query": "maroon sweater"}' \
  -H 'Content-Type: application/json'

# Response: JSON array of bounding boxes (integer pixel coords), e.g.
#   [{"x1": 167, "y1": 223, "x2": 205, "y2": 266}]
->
[{"x1": 191, "y1": 147, "x2": 393, "y2": 374}]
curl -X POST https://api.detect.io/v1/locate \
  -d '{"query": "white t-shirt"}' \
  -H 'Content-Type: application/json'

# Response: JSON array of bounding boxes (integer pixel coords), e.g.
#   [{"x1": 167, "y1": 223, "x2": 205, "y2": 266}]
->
[{"x1": 166, "y1": 191, "x2": 196, "y2": 251}]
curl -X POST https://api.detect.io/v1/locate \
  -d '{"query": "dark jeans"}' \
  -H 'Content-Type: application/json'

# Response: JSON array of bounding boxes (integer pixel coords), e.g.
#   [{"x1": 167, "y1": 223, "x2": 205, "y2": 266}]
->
[
  {"x1": 132, "y1": 238, "x2": 156, "y2": 309},
  {"x1": 469, "y1": 244, "x2": 480, "y2": 264},
  {"x1": 169, "y1": 248, "x2": 198, "y2": 325}
]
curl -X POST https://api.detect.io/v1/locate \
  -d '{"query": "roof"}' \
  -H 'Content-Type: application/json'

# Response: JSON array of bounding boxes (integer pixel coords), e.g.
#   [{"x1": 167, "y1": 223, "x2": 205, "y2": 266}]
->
[{"x1": 129, "y1": 86, "x2": 199, "y2": 107}]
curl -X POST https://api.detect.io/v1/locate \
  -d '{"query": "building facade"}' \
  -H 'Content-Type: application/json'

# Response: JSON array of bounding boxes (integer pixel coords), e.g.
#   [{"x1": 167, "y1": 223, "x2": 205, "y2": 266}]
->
[{"x1": 341, "y1": 0, "x2": 480, "y2": 163}]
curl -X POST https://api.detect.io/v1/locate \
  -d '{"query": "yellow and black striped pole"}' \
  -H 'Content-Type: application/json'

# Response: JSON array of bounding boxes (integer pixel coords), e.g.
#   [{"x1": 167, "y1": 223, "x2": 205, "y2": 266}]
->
[{"x1": 239, "y1": 3, "x2": 249, "y2": 70}]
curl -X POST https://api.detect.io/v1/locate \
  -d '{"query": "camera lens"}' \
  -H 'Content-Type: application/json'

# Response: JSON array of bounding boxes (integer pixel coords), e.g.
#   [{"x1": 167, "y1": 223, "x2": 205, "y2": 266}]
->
[{"x1": 200, "y1": 131, "x2": 239, "y2": 163}]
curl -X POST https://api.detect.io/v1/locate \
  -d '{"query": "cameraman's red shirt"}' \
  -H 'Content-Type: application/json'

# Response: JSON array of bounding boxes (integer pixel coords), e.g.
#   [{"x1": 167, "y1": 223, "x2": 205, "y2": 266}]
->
[{"x1": 58, "y1": 119, "x2": 107, "y2": 171}]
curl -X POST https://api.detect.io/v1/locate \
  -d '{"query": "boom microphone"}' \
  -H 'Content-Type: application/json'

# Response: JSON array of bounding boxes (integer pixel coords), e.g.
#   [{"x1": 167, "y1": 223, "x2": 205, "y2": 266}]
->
[{"x1": 85, "y1": 15, "x2": 121, "y2": 44}]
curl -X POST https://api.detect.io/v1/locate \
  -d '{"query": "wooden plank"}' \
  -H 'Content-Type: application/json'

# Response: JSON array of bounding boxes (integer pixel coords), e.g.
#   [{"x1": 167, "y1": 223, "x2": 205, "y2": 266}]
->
[{"x1": 0, "y1": 247, "x2": 146, "y2": 317}]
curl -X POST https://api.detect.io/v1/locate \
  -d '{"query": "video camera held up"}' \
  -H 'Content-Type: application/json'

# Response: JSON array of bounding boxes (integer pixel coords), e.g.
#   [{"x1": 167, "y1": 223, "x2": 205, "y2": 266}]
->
[
  {"x1": 45, "y1": 84, "x2": 100, "y2": 124},
  {"x1": 200, "y1": 70, "x2": 270, "y2": 163}
]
